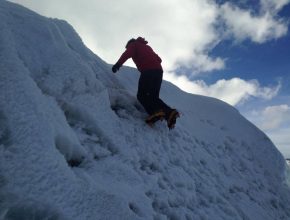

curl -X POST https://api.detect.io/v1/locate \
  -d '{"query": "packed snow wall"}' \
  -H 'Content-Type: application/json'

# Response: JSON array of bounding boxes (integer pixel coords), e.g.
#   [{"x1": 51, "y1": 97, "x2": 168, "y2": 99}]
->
[{"x1": 0, "y1": 1, "x2": 290, "y2": 220}]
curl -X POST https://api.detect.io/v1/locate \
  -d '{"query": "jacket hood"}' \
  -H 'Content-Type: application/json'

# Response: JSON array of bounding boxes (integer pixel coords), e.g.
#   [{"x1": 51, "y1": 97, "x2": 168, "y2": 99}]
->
[{"x1": 136, "y1": 37, "x2": 148, "y2": 44}]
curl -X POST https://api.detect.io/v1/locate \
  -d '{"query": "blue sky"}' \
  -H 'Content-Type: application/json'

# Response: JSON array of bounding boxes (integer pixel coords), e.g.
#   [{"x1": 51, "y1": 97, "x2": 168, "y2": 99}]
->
[
  {"x1": 209, "y1": 36, "x2": 290, "y2": 83},
  {"x1": 8, "y1": 0, "x2": 290, "y2": 157},
  {"x1": 209, "y1": 27, "x2": 290, "y2": 88},
  {"x1": 206, "y1": 0, "x2": 290, "y2": 158},
  {"x1": 213, "y1": 1, "x2": 290, "y2": 92}
]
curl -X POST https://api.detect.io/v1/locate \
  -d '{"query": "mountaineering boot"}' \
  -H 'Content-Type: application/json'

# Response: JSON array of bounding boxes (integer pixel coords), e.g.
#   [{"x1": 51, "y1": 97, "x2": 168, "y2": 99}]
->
[
  {"x1": 145, "y1": 110, "x2": 165, "y2": 126},
  {"x1": 167, "y1": 109, "x2": 180, "y2": 129}
]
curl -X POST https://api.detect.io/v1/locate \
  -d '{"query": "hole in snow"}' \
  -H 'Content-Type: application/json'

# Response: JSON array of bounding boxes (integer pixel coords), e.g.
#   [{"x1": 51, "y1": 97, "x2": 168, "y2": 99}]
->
[
  {"x1": 128, "y1": 203, "x2": 142, "y2": 217},
  {"x1": 67, "y1": 159, "x2": 82, "y2": 167},
  {"x1": 0, "y1": 112, "x2": 11, "y2": 148},
  {"x1": 55, "y1": 135, "x2": 83, "y2": 167}
]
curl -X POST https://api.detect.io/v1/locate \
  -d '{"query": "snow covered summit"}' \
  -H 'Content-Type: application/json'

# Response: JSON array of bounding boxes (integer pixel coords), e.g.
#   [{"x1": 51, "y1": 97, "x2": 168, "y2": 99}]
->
[{"x1": 0, "y1": 1, "x2": 290, "y2": 220}]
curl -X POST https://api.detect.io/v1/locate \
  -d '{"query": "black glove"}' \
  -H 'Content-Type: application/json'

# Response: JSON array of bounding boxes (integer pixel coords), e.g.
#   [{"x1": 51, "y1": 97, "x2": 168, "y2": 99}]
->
[{"x1": 112, "y1": 63, "x2": 121, "y2": 73}]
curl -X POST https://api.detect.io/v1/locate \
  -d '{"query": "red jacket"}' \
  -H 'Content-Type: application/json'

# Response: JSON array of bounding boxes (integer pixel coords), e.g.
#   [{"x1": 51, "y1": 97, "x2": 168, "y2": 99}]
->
[{"x1": 116, "y1": 37, "x2": 162, "y2": 72}]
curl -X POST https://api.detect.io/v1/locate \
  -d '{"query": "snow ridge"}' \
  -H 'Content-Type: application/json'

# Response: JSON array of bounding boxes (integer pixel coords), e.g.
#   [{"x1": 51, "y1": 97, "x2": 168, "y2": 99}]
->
[{"x1": 0, "y1": 1, "x2": 290, "y2": 220}]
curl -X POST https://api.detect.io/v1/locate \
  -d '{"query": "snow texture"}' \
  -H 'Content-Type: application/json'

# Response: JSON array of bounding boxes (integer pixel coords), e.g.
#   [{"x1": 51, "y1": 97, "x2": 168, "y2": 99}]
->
[{"x1": 0, "y1": 1, "x2": 290, "y2": 219}]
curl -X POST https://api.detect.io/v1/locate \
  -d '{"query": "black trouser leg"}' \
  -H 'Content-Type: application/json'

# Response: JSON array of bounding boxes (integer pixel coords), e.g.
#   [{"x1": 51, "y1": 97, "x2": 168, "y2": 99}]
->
[{"x1": 137, "y1": 70, "x2": 172, "y2": 116}]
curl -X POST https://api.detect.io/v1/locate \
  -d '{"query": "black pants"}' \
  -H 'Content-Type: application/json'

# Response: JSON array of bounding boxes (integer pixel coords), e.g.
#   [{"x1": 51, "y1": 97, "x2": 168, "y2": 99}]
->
[{"x1": 137, "y1": 69, "x2": 172, "y2": 117}]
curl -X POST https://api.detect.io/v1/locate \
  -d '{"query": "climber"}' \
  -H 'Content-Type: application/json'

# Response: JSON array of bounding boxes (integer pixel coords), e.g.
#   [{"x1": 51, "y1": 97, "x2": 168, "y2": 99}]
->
[{"x1": 112, "y1": 37, "x2": 179, "y2": 129}]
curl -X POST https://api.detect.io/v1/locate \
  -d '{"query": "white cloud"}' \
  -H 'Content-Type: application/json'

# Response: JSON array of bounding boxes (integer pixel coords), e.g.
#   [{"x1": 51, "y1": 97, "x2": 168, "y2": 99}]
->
[
  {"x1": 164, "y1": 73, "x2": 281, "y2": 106},
  {"x1": 268, "y1": 127, "x2": 290, "y2": 158},
  {"x1": 9, "y1": 0, "x2": 289, "y2": 78},
  {"x1": 181, "y1": 52, "x2": 225, "y2": 74},
  {"x1": 260, "y1": 0, "x2": 290, "y2": 13},
  {"x1": 220, "y1": 2, "x2": 288, "y2": 43},
  {"x1": 259, "y1": 104, "x2": 290, "y2": 130},
  {"x1": 8, "y1": 0, "x2": 223, "y2": 73},
  {"x1": 244, "y1": 104, "x2": 290, "y2": 157}
]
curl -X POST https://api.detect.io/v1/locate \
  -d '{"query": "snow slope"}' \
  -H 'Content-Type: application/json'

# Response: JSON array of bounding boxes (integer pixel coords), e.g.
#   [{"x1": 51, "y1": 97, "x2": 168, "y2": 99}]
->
[{"x1": 0, "y1": 1, "x2": 290, "y2": 219}]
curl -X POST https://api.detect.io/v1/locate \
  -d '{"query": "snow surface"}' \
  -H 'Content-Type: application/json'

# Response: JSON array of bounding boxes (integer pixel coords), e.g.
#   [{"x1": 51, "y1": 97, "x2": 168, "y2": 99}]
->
[{"x1": 0, "y1": 1, "x2": 290, "y2": 220}]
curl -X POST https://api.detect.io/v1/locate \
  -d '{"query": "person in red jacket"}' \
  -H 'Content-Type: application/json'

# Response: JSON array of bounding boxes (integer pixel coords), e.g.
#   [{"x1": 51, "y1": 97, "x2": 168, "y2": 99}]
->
[{"x1": 112, "y1": 37, "x2": 179, "y2": 129}]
